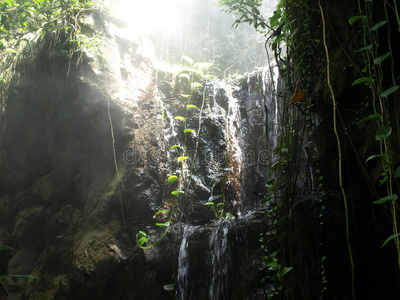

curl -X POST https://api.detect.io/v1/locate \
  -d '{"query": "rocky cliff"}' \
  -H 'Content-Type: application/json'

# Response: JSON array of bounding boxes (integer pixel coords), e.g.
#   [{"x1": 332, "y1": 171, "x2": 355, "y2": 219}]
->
[{"x1": 0, "y1": 10, "x2": 273, "y2": 299}]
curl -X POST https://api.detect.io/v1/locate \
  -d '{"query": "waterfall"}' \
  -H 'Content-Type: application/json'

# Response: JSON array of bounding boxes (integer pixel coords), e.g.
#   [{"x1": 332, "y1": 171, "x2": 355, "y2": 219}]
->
[
  {"x1": 176, "y1": 225, "x2": 191, "y2": 299},
  {"x1": 208, "y1": 218, "x2": 234, "y2": 299},
  {"x1": 174, "y1": 212, "x2": 267, "y2": 300},
  {"x1": 172, "y1": 69, "x2": 277, "y2": 299}
]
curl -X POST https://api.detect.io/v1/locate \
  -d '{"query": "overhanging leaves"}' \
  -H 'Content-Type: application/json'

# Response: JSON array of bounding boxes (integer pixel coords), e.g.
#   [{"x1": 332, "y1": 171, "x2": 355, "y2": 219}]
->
[
  {"x1": 374, "y1": 194, "x2": 398, "y2": 204},
  {"x1": 167, "y1": 175, "x2": 178, "y2": 185},
  {"x1": 174, "y1": 116, "x2": 185, "y2": 121},
  {"x1": 177, "y1": 156, "x2": 190, "y2": 162},
  {"x1": 355, "y1": 44, "x2": 373, "y2": 52},
  {"x1": 371, "y1": 20, "x2": 387, "y2": 31},
  {"x1": 171, "y1": 190, "x2": 185, "y2": 195},
  {"x1": 375, "y1": 126, "x2": 392, "y2": 140},
  {"x1": 183, "y1": 128, "x2": 196, "y2": 134},
  {"x1": 373, "y1": 52, "x2": 391, "y2": 65},
  {"x1": 365, "y1": 154, "x2": 388, "y2": 165},
  {"x1": 349, "y1": 15, "x2": 366, "y2": 25},
  {"x1": 358, "y1": 113, "x2": 382, "y2": 123},
  {"x1": 351, "y1": 77, "x2": 373, "y2": 86},
  {"x1": 381, "y1": 233, "x2": 400, "y2": 248},
  {"x1": 379, "y1": 86, "x2": 399, "y2": 98}
]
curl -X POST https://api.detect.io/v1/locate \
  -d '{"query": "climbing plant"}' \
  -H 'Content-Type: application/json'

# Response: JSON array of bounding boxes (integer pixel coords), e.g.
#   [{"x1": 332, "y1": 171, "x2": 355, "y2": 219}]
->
[
  {"x1": 136, "y1": 57, "x2": 224, "y2": 249},
  {"x1": 349, "y1": 0, "x2": 400, "y2": 269}
]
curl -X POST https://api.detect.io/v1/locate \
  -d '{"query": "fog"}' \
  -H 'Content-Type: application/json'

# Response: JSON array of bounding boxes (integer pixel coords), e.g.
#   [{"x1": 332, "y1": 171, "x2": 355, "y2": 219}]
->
[{"x1": 110, "y1": 0, "x2": 278, "y2": 77}]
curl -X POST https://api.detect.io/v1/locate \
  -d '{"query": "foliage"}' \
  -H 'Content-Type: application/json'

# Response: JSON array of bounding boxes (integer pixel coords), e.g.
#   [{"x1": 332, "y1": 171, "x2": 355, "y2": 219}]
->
[
  {"x1": 0, "y1": 0, "x2": 102, "y2": 112},
  {"x1": 349, "y1": 0, "x2": 400, "y2": 270},
  {"x1": 259, "y1": 179, "x2": 291, "y2": 299},
  {"x1": 319, "y1": 3, "x2": 355, "y2": 297},
  {"x1": 152, "y1": 0, "x2": 267, "y2": 79},
  {"x1": 136, "y1": 57, "x2": 234, "y2": 249},
  {"x1": 203, "y1": 194, "x2": 234, "y2": 219},
  {"x1": 217, "y1": 0, "x2": 268, "y2": 31}
]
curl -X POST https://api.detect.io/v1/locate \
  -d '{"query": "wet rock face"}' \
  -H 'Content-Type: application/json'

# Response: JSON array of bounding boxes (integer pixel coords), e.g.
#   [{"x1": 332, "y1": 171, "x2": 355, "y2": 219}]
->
[{"x1": 0, "y1": 10, "x2": 272, "y2": 300}]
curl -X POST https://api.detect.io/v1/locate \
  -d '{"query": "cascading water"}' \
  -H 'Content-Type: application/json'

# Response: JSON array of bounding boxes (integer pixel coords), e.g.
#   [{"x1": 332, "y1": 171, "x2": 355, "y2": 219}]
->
[
  {"x1": 0, "y1": 1, "x2": 283, "y2": 298},
  {"x1": 172, "y1": 68, "x2": 278, "y2": 299},
  {"x1": 174, "y1": 212, "x2": 271, "y2": 300},
  {"x1": 208, "y1": 218, "x2": 233, "y2": 299},
  {"x1": 176, "y1": 225, "x2": 192, "y2": 299}
]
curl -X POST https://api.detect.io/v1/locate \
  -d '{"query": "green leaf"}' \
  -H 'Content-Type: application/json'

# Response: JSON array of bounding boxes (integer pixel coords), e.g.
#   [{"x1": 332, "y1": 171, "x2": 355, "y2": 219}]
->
[
  {"x1": 163, "y1": 284, "x2": 174, "y2": 291},
  {"x1": 0, "y1": 245, "x2": 15, "y2": 251},
  {"x1": 379, "y1": 86, "x2": 400, "y2": 98},
  {"x1": 0, "y1": 278, "x2": 9, "y2": 295},
  {"x1": 155, "y1": 209, "x2": 168, "y2": 216},
  {"x1": 394, "y1": 166, "x2": 400, "y2": 178},
  {"x1": 137, "y1": 231, "x2": 147, "y2": 237},
  {"x1": 365, "y1": 154, "x2": 388, "y2": 164},
  {"x1": 174, "y1": 116, "x2": 185, "y2": 121},
  {"x1": 187, "y1": 104, "x2": 199, "y2": 109},
  {"x1": 280, "y1": 266, "x2": 293, "y2": 277},
  {"x1": 349, "y1": 15, "x2": 366, "y2": 25},
  {"x1": 137, "y1": 237, "x2": 148, "y2": 247},
  {"x1": 178, "y1": 73, "x2": 190, "y2": 81},
  {"x1": 374, "y1": 194, "x2": 398, "y2": 204},
  {"x1": 183, "y1": 128, "x2": 196, "y2": 134},
  {"x1": 180, "y1": 94, "x2": 191, "y2": 98},
  {"x1": 351, "y1": 77, "x2": 373, "y2": 86},
  {"x1": 269, "y1": 10, "x2": 281, "y2": 28},
  {"x1": 177, "y1": 156, "x2": 190, "y2": 162},
  {"x1": 4, "y1": 0, "x2": 15, "y2": 6},
  {"x1": 289, "y1": 28, "x2": 298, "y2": 40},
  {"x1": 167, "y1": 175, "x2": 178, "y2": 185},
  {"x1": 182, "y1": 56, "x2": 193, "y2": 66},
  {"x1": 155, "y1": 221, "x2": 171, "y2": 227},
  {"x1": 171, "y1": 145, "x2": 181, "y2": 150},
  {"x1": 203, "y1": 202, "x2": 215, "y2": 206},
  {"x1": 358, "y1": 113, "x2": 382, "y2": 123},
  {"x1": 371, "y1": 20, "x2": 387, "y2": 31},
  {"x1": 355, "y1": 44, "x2": 373, "y2": 52},
  {"x1": 375, "y1": 126, "x2": 392, "y2": 140},
  {"x1": 171, "y1": 190, "x2": 185, "y2": 195},
  {"x1": 266, "y1": 260, "x2": 278, "y2": 267},
  {"x1": 381, "y1": 233, "x2": 400, "y2": 248},
  {"x1": 191, "y1": 82, "x2": 203, "y2": 88},
  {"x1": 224, "y1": 212, "x2": 234, "y2": 218},
  {"x1": 194, "y1": 62, "x2": 213, "y2": 70},
  {"x1": 5, "y1": 48, "x2": 17, "y2": 54},
  {"x1": 374, "y1": 52, "x2": 391, "y2": 65},
  {"x1": 208, "y1": 194, "x2": 223, "y2": 202}
]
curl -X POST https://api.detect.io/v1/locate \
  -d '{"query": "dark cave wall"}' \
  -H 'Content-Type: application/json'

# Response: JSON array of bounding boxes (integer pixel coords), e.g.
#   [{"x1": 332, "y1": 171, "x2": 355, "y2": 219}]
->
[
  {"x1": 286, "y1": 0, "x2": 400, "y2": 299},
  {"x1": 0, "y1": 15, "x2": 169, "y2": 298}
]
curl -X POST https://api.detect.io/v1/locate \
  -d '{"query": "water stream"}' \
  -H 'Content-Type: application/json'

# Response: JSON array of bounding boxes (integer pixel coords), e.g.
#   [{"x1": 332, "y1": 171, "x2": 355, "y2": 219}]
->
[
  {"x1": 172, "y1": 67, "x2": 278, "y2": 299},
  {"x1": 208, "y1": 218, "x2": 233, "y2": 299}
]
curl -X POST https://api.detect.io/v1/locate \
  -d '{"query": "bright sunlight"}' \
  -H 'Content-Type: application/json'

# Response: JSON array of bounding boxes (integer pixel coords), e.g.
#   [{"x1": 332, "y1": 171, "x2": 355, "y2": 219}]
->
[{"x1": 111, "y1": 0, "x2": 185, "y2": 35}]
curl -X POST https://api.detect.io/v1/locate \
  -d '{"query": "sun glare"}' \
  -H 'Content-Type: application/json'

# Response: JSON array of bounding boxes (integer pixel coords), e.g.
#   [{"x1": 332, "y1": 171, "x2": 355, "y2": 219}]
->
[{"x1": 112, "y1": 0, "x2": 183, "y2": 35}]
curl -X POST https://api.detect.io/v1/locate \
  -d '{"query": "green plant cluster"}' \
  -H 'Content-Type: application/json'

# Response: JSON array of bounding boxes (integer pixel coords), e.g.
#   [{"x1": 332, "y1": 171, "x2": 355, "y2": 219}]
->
[
  {"x1": 0, "y1": 0, "x2": 102, "y2": 112},
  {"x1": 259, "y1": 176, "x2": 292, "y2": 299},
  {"x1": 217, "y1": 0, "x2": 267, "y2": 31},
  {"x1": 349, "y1": 0, "x2": 400, "y2": 267},
  {"x1": 137, "y1": 57, "x2": 232, "y2": 249}
]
